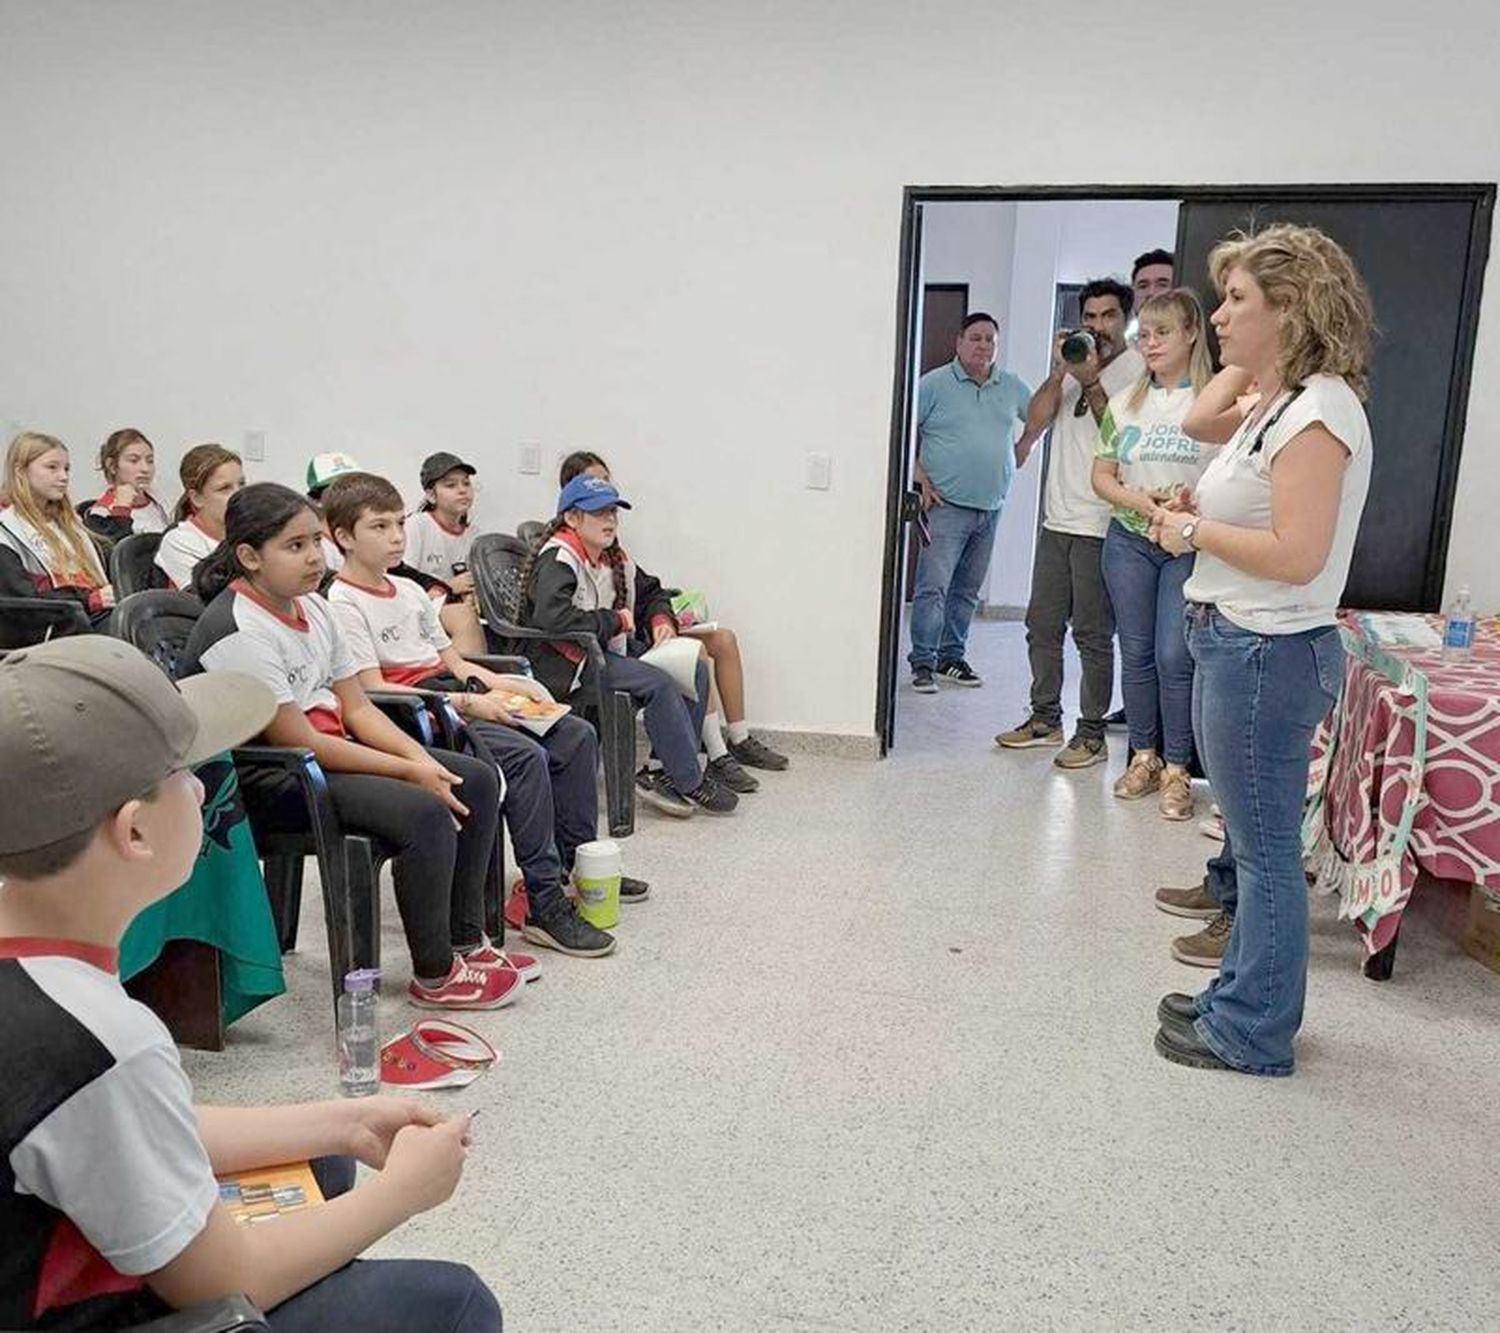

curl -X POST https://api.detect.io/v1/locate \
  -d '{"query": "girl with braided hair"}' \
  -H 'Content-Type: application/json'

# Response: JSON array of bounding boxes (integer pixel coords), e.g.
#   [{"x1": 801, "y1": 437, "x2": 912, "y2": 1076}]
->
[{"x1": 520, "y1": 475, "x2": 737, "y2": 818}]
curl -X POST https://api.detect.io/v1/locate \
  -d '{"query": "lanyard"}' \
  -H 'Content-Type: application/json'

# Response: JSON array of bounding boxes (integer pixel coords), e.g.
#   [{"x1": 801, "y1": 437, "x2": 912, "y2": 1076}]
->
[{"x1": 1243, "y1": 385, "x2": 1307, "y2": 457}]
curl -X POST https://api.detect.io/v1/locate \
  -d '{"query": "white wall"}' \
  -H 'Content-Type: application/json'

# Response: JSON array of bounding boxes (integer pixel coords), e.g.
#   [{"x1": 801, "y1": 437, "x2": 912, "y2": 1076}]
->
[{"x1": 2, "y1": 0, "x2": 1497, "y2": 739}]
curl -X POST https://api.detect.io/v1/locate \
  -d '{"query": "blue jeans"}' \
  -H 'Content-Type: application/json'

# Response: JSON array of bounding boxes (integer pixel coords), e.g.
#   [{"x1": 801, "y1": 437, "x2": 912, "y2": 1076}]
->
[
  {"x1": 1101, "y1": 522, "x2": 1195, "y2": 763},
  {"x1": 1185, "y1": 605, "x2": 1343, "y2": 1076},
  {"x1": 908, "y1": 502, "x2": 1000, "y2": 670}
]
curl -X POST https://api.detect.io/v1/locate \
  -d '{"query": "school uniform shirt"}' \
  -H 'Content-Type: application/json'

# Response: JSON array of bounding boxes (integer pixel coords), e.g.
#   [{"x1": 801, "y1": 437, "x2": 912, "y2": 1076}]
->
[
  {"x1": 82, "y1": 489, "x2": 170, "y2": 543},
  {"x1": 320, "y1": 534, "x2": 343, "y2": 574},
  {"x1": 0, "y1": 939, "x2": 218, "y2": 1330},
  {"x1": 1184, "y1": 374, "x2": 1372, "y2": 634},
  {"x1": 183, "y1": 579, "x2": 356, "y2": 735},
  {"x1": 403, "y1": 510, "x2": 474, "y2": 582},
  {"x1": 328, "y1": 572, "x2": 451, "y2": 685},
  {"x1": 154, "y1": 518, "x2": 220, "y2": 591},
  {"x1": 1096, "y1": 381, "x2": 1210, "y2": 536},
  {"x1": 0, "y1": 504, "x2": 112, "y2": 618},
  {"x1": 1043, "y1": 346, "x2": 1145, "y2": 538}
]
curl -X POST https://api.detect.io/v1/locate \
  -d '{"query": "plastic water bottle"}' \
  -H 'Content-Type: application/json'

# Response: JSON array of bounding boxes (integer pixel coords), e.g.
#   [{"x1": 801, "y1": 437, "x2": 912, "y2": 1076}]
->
[
  {"x1": 337, "y1": 969, "x2": 380, "y2": 1097},
  {"x1": 1443, "y1": 585, "x2": 1477, "y2": 660}
]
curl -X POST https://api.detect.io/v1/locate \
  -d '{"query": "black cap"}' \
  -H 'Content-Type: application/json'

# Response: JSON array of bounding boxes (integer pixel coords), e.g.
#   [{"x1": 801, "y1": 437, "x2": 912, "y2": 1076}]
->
[{"x1": 420, "y1": 451, "x2": 477, "y2": 490}]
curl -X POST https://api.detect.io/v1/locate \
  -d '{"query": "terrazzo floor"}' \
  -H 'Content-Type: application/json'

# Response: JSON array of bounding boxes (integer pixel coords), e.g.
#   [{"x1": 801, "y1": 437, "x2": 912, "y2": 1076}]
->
[{"x1": 183, "y1": 621, "x2": 1500, "y2": 1331}]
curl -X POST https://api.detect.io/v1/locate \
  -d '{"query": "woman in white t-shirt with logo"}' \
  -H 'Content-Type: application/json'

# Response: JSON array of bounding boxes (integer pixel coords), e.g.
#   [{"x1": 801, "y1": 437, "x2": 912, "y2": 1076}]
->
[
  {"x1": 1148, "y1": 225, "x2": 1374, "y2": 1077},
  {"x1": 1092, "y1": 289, "x2": 1217, "y2": 820}
]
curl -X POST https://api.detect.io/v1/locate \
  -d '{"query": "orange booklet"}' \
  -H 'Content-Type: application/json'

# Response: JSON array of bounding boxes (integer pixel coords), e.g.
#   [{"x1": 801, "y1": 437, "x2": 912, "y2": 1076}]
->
[{"x1": 217, "y1": 1161, "x2": 325, "y2": 1224}]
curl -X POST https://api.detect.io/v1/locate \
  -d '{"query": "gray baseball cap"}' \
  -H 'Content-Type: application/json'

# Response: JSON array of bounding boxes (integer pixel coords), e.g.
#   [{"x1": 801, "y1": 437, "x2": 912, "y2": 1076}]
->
[{"x1": 0, "y1": 637, "x2": 277, "y2": 855}]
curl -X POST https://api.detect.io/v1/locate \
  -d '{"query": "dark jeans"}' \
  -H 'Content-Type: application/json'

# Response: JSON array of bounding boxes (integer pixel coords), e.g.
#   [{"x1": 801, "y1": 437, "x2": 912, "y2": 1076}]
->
[
  {"x1": 1186, "y1": 605, "x2": 1343, "y2": 1076},
  {"x1": 1101, "y1": 521, "x2": 1195, "y2": 764},
  {"x1": 1024, "y1": 526, "x2": 1115, "y2": 738},
  {"x1": 603, "y1": 653, "x2": 709, "y2": 793},
  {"x1": 907, "y1": 502, "x2": 1000, "y2": 670},
  {"x1": 264, "y1": 1156, "x2": 501, "y2": 1332},
  {"x1": 465, "y1": 714, "x2": 599, "y2": 916},
  {"x1": 241, "y1": 746, "x2": 500, "y2": 980}
]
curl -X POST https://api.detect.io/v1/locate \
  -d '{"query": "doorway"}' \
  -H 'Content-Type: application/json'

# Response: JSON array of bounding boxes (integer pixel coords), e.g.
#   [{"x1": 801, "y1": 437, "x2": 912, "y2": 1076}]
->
[{"x1": 876, "y1": 184, "x2": 1495, "y2": 755}]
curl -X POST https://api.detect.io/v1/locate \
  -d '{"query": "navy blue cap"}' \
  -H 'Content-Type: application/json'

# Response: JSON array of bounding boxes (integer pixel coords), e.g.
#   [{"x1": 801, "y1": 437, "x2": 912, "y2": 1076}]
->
[{"x1": 557, "y1": 474, "x2": 631, "y2": 515}]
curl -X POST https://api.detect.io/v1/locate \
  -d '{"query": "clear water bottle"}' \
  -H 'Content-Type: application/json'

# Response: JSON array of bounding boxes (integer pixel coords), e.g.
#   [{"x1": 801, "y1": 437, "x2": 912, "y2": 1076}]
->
[
  {"x1": 337, "y1": 969, "x2": 380, "y2": 1097},
  {"x1": 1443, "y1": 585, "x2": 1477, "y2": 660}
]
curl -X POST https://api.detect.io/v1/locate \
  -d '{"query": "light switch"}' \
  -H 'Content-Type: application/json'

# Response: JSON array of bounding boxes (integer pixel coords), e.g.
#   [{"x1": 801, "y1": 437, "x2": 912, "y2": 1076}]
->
[
  {"x1": 806, "y1": 452, "x2": 832, "y2": 490},
  {"x1": 243, "y1": 430, "x2": 266, "y2": 462},
  {"x1": 518, "y1": 443, "x2": 541, "y2": 475}
]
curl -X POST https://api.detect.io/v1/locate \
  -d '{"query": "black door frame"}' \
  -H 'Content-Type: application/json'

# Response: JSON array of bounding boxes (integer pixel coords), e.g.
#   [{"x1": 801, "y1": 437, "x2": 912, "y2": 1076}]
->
[{"x1": 876, "y1": 182, "x2": 1495, "y2": 755}]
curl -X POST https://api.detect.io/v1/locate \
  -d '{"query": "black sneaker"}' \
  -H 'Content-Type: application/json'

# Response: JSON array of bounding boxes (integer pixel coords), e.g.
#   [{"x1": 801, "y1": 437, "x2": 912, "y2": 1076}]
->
[
  {"x1": 726, "y1": 734, "x2": 789, "y2": 771},
  {"x1": 684, "y1": 770, "x2": 738, "y2": 815},
  {"x1": 620, "y1": 875, "x2": 650, "y2": 904},
  {"x1": 936, "y1": 659, "x2": 983, "y2": 687},
  {"x1": 635, "y1": 767, "x2": 694, "y2": 818},
  {"x1": 1104, "y1": 707, "x2": 1128, "y2": 729},
  {"x1": 707, "y1": 753, "x2": 759, "y2": 793},
  {"x1": 912, "y1": 666, "x2": 938, "y2": 694},
  {"x1": 521, "y1": 903, "x2": 617, "y2": 957}
]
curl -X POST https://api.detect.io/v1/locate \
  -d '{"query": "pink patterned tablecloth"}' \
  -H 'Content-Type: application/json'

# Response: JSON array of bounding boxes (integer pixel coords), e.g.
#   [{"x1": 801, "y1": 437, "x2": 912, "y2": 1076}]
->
[{"x1": 1306, "y1": 612, "x2": 1500, "y2": 955}]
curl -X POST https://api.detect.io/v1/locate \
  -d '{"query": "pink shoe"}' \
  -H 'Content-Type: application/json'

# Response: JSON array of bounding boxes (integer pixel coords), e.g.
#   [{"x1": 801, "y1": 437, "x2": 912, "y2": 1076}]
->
[
  {"x1": 466, "y1": 938, "x2": 541, "y2": 983},
  {"x1": 408, "y1": 957, "x2": 522, "y2": 1011}
]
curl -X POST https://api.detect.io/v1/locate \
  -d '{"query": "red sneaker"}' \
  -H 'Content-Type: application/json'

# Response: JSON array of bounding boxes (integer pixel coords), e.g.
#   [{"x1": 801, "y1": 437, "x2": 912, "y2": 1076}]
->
[
  {"x1": 466, "y1": 939, "x2": 541, "y2": 983},
  {"x1": 504, "y1": 880, "x2": 529, "y2": 932},
  {"x1": 408, "y1": 957, "x2": 522, "y2": 1011}
]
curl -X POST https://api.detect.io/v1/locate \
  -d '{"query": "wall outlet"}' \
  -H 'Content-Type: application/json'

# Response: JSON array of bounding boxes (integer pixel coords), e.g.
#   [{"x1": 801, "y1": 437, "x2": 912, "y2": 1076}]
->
[
  {"x1": 243, "y1": 430, "x2": 266, "y2": 463},
  {"x1": 518, "y1": 443, "x2": 541, "y2": 475},
  {"x1": 806, "y1": 452, "x2": 832, "y2": 490}
]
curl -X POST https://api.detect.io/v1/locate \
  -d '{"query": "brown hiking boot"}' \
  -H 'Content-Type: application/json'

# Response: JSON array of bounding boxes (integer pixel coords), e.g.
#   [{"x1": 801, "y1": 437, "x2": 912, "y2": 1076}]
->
[
  {"x1": 996, "y1": 717, "x2": 1064, "y2": 749},
  {"x1": 1113, "y1": 751, "x2": 1163, "y2": 799},
  {"x1": 1154, "y1": 881, "x2": 1220, "y2": 919},
  {"x1": 1158, "y1": 766, "x2": 1194, "y2": 821},
  {"x1": 1171, "y1": 911, "x2": 1232, "y2": 968}
]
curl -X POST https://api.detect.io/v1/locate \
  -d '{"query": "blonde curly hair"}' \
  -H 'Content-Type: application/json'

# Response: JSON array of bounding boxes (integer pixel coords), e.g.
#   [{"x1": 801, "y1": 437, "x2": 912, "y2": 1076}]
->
[{"x1": 1209, "y1": 224, "x2": 1374, "y2": 400}]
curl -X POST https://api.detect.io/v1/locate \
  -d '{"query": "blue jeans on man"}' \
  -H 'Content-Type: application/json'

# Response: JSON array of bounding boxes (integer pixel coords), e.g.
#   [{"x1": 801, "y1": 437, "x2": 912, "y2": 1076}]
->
[
  {"x1": 1185, "y1": 605, "x2": 1343, "y2": 1076},
  {"x1": 908, "y1": 501, "x2": 999, "y2": 671}
]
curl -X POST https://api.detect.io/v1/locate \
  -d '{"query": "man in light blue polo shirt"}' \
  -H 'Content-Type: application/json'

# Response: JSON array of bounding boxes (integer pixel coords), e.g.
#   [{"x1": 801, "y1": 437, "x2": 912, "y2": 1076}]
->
[{"x1": 909, "y1": 312, "x2": 1033, "y2": 693}]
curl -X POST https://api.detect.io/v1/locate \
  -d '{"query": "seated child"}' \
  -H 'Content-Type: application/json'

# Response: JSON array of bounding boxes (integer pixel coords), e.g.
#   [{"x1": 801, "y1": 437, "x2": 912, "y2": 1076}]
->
[
  {"x1": 181, "y1": 482, "x2": 519, "y2": 1010},
  {"x1": 155, "y1": 443, "x2": 245, "y2": 591},
  {"x1": 559, "y1": 451, "x2": 788, "y2": 782},
  {"x1": 521, "y1": 474, "x2": 736, "y2": 817},
  {"x1": 404, "y1": 451, "x2": 485, "y2": 655},
  {"x1": 0, "y1": 635, "x2": 499, "y2": 1332},
  {"x1": 0, "y1": 431, "x2": 115, "y2": 629},
  {"x1": 322, "y1": 470, "x2": 641, "y2": 957},
  {"x1": 83, "y1": 427, "x2": 171, "y2": 540},
  {"x1": 304, "y1": 450, "x2": 365, "y2": 573}
]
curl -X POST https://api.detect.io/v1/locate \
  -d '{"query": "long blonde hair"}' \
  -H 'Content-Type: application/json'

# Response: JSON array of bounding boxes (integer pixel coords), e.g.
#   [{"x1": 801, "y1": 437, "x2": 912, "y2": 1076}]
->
[
  {"x1": 1, "y1": 432, "x2": 105, "y2": 584},
  {"x1": 1127, "y1": 288, "x2": 1215, "y2": 412},
  {"x1": 1209, "y1": 223, "x2": 1374, "y2": 400}
]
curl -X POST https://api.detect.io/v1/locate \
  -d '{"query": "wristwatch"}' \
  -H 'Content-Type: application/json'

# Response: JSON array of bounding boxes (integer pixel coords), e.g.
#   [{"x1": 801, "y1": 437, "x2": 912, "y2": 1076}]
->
[{"x1": 1181, "y1": 520, "x2": 1199, "y2": 550}]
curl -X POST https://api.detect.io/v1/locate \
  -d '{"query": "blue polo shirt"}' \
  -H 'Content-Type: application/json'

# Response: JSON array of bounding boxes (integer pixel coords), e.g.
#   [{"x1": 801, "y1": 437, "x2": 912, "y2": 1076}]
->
[{"x1": 917, "y1": 359, "x2": 1032, "y2": 511}]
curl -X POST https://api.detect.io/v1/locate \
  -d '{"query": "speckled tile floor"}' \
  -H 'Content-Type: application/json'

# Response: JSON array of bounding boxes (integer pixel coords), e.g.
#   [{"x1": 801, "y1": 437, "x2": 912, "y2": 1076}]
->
[{"x1": 183, "y1": 621, "x2": 1500, "y2": 1331}]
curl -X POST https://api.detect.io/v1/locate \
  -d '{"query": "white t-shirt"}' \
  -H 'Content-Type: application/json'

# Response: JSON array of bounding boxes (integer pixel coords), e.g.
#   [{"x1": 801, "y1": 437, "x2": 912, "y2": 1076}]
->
[
  {"x1": 328, "y1": 573, "x2": 451, "y2": 685},
  {"x1": 1044, "y1": 347, "x2": 1145, "y2": 537},
  {"x1": 1184, "y1": 374, "x2": 1372, "y2": 634},
  {"x1": 187, "y1": 580, "x2": 356, "y2": 733},
  {"x1": 154, "y1": 518, "x2": 220, "y2": 591},
  {"x1": 1097, "y1": 381, "x2": 1213, "y2": 536},
  {"x1": 404, "y1": 511, "x2": 473, "y2": 582}
]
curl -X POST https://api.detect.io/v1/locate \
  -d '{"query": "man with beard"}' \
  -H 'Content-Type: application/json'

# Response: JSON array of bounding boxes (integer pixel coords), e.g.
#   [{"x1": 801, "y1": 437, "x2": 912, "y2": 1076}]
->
[{"x1": 997, "y1": 278, "x2": 1144, "y2": 768}]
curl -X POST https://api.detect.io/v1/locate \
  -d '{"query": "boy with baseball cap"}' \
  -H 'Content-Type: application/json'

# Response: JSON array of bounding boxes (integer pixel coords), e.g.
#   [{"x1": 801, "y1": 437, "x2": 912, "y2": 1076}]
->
[{"x1": 0, "y1": 637, "x2": 499, "y2": 1331}]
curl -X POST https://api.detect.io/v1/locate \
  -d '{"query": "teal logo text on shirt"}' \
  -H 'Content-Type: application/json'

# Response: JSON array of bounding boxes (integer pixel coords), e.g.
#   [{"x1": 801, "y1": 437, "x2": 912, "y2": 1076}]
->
[{"x1": 1117, "y1": 423, "x2": 1199, "y2": 465}]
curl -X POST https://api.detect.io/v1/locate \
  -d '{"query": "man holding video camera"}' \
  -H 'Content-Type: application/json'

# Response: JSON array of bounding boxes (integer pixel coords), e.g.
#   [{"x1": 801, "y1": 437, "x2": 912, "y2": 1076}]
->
[{"x1": 997, "y1": 277, "x2": 1144, "y2": 768}]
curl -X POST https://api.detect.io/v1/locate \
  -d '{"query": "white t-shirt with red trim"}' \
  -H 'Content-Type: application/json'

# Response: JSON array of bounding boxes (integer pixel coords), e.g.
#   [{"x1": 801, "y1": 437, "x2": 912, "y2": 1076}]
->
[
  {"x1": 327, "y1": 572, "x2": 450, "y2": 686},
  {"x1": 403, "y1": 510, "x2": 473, "y2": 582},
  {"x1": 153, "y1": 518, "x2": 220, "y2": 591},
  {"x1": 185, "y1": 580, "x2": 356, "y2": 735}
]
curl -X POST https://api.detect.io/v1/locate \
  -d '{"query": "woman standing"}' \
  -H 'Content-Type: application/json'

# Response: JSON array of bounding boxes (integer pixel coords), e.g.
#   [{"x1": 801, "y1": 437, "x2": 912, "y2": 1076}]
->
[
  {"x1": 1092, "y1": 289, "x2": 1215, "y2": 820},
  {"x1": 1150, "y1": 224, "x2": 1373, "y2": 1077}
]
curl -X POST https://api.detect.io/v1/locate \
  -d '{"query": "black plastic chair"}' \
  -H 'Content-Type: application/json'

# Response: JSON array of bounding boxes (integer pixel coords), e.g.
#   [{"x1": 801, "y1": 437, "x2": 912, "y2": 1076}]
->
[
  {"x1": 515, "y1": 519, "x2": 546, "y2": 548},
  {"x1": 110, "y1": 530, "x2": 168, "y2": 596},
  {"x1": 470, "y1": 532, "x2": 637, "y2": 837},
  {"x1": 0, "y1": 595, "x2": 93, "y2": 649},
  {"x1": 111, "y1": 591, "x2": 436, "y2": 1008}
]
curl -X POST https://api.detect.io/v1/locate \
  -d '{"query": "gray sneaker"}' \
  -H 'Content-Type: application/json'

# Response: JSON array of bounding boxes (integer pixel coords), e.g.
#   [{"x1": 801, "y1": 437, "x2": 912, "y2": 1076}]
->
[
  {"x1": 1054, "y1": 732, "x2": 1107, "y2": 769},
  {"x1": 995, "y1": 716, "x2": 1065, "y2": 749}
]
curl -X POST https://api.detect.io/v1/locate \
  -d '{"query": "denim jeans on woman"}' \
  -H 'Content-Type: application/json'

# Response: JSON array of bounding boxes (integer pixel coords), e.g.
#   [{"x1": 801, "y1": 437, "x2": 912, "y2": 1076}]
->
[
  {"x1": 1101, "y1": 521, "x2": 1195, "y2": 764},
  {"x1": 1185, "y1": 605, "x2": 1343, "y2": 1076},
  {"x1": 908, "y1": 501, "x2": 1000, "y2": 670}
]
